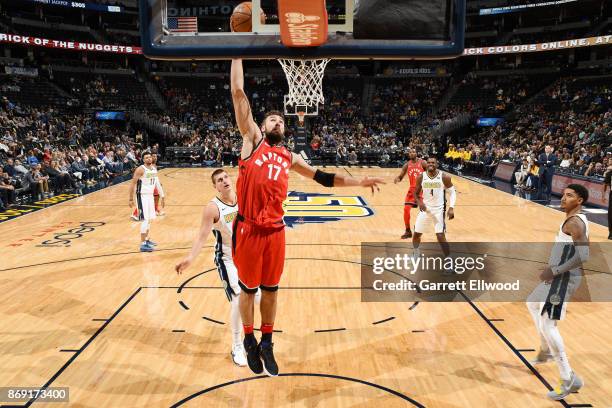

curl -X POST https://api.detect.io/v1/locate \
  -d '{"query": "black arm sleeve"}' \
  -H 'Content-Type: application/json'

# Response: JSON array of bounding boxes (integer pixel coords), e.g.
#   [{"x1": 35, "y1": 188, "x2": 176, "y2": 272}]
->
[{"x1": 313, "y1": 169, "x2": 335, "y2": 187}]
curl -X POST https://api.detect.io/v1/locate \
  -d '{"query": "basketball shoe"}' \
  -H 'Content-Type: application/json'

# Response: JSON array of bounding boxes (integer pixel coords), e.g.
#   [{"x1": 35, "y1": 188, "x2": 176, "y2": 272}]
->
[
  {"x1": 243, "y1": 337, "x2": 263, "y2": 374},
  {"x1": 259, "y1": 342, "x2": 279, "y2": 377},
  {"x1": 547, "y1": 372, "x2": 583, "y2": 400},
  {"x1": 231, "y1": 343, "x2": 247, "y2": 367}
]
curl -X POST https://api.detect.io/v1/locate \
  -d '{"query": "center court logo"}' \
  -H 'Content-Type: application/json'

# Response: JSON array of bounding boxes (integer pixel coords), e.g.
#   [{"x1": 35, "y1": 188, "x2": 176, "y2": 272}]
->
[
  {"x1": 37, "y1": 222, "x2": 106, "y2": 247},
  {"x1": 282, "y1": 191, "x2": 373, "y2": 228}
]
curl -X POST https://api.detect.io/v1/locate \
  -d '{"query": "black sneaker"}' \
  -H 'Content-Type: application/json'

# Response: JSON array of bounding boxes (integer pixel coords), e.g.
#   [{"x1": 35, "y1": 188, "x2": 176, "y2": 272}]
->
[
  {"x1": 401, "y1": 229, "x2": 412, "y2": 239},
  {"x1": 243, "y1": 338, "x2": 263, "y2": 374},
  {"x1": 258, "y1": 342, "x2": 279, "y2": 377}
]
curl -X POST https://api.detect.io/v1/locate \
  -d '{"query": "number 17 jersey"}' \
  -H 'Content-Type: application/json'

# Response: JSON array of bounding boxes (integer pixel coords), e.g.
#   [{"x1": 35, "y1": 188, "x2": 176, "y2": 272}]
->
[{"x1": 236, "y1": 138, "x2": 292, "y2": 229}]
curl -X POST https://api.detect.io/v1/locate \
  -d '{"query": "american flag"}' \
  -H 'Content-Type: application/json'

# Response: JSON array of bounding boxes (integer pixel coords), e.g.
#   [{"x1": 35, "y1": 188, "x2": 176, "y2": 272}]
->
[{"x1": 167, "y1": 17, "x2": 198, "y2": 33}]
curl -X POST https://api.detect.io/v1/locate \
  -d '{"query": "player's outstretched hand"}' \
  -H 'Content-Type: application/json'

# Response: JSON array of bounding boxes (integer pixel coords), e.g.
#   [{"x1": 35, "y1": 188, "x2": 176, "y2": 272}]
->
[
  {"x1": 447, "y1": 208, "x2": 455, "y2": 220},
  {"x1": 393, "y1": 176, "x2": 401, "y2": 184},
  {"x1": 360, "y1": 176, "x2": 385, "y2": 194},
  {"x1": 175, "y1": 256, "x2": 193, "y2": 275}
]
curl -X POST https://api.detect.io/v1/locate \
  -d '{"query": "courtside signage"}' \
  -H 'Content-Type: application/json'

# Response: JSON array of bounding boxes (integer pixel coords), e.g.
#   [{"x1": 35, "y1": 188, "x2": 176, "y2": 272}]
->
[{"x1": 0, "y1": 194, "x2": 80, "y2": 223}]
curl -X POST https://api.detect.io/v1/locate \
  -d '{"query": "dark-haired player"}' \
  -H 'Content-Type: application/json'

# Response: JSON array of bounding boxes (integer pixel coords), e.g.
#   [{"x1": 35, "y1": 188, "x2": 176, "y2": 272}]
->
[
  {"x1": 128, "y1": 152, "x2": 163, "y2": 252},
  {"x1": 394, "y1": 148, "x2": 426, "y2": 239},
  {"x1": 231, "y1": 59, "x2": 384, "y2": 376},
  {"x1": 175, "y1": 169, "x2": 260, "y2": 367},
  {"x1": 412, "y1": 157, "x2": 456, "y2": 272},
  {"x1": 527, "y1": 183, "x2": 589, "y2": 400}
]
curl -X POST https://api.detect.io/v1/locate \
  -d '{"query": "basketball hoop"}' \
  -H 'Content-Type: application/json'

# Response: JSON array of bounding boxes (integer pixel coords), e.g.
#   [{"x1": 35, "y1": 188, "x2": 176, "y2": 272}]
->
[{"x1": 278, "y1": 58, "x2": 330, "y2": 121}]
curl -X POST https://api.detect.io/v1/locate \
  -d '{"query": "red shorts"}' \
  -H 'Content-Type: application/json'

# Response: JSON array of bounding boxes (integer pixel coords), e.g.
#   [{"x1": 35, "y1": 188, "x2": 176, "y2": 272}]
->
[
  {"x1": 405, "y1": 189, "x2": 420, "y2": 207},
  {"x1": 232, "y1": 218, "x2": 285, "y2": 292}
]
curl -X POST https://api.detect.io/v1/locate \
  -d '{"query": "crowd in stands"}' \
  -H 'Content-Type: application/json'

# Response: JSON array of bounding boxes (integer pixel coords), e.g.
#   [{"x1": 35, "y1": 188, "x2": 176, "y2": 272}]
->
[
  {"x1": 2, "y1": 62, "x2": 611, "y2": 213},
  {"x1": 0, "y1": 101, "x2": 145, "y2": 211},
  {"x1": 443, "y1": 76, "x2": 611, "y2": 194}
]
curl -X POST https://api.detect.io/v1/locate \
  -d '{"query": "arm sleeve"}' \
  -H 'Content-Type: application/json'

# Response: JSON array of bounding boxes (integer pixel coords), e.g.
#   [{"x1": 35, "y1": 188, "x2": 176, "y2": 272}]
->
[
  {"x1": 551, "y1": 244, "x2": 589, "y2": 276},
  {"x1": 447, "y1": 186, "x2": 457, "y2": 208}
]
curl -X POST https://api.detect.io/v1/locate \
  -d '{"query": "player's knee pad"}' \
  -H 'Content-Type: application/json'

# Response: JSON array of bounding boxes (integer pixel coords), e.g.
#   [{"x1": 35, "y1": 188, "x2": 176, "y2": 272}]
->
[
  {"x1": 255, "y1": 288, "x2": 262, "y2": 305},
  {"x1": 140, "y1": 219, "x2": 149, "y2": 234}
]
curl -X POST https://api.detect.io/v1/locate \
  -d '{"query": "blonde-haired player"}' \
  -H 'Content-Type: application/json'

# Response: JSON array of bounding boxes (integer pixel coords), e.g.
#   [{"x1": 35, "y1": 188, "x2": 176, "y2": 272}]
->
[{"x1": 175, "y1": 169, "x2": 260, "y2": 366}]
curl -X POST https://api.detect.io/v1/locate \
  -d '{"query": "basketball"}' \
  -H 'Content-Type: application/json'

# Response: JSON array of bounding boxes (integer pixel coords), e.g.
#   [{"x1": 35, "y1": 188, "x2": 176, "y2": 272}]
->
[{"x1": 230, "y1": 2, "x2": 266, "y2": 32}]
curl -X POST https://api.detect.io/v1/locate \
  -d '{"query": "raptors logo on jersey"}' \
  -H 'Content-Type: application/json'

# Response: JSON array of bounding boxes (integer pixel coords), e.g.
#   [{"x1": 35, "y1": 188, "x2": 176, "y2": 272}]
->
[{"x1": 236, "y1": 139, "x2": 292, "y2": 229}]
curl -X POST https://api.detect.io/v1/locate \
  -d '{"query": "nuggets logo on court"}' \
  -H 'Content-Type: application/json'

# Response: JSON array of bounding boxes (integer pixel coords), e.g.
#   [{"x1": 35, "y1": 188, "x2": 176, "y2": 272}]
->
[{"x1": 282, "y1": 191, "x2": 373, "y2": 228}]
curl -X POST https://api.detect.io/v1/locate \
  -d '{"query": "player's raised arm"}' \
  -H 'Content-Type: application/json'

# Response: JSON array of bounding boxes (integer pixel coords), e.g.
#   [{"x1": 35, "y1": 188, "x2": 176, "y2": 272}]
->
[
  {"x1": 413, "y1": 173, "x2": 425, "y2": 211},
  {"x1": 394, "y1": 162, "x2": 408, "y2": 184},
  {"x1": 175, "y1": 202, "x2": 219, "y2": 274},
  {"x1": 442, "y1": 173, "x2": 456, "y2": 219},
  {"x1": 128, "y1": 166, "x2": 145, "y2": 207},
  {"x1": 291, "y1": 153, "x2": 385, "y2": 194},
  {"x1": 231, "y1": 59, "x2": 262, "y2": 151}
]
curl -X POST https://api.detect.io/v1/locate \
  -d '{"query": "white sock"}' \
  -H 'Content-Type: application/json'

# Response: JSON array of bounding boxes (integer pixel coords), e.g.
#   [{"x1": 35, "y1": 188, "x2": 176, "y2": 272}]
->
[
  {"x1": 541, "y1": 316, "x2": 571, "y2": 380},
  {"x1": 230, "y1": 295, "x2": 242, "y2": 346},
  {"x1": 526, "y1": 302, "x2": 549, "y2": 352}
]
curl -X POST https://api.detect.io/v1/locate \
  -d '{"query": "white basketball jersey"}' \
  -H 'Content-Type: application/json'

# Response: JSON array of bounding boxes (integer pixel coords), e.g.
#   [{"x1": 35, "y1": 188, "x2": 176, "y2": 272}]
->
[
  {"x1": 212, "y1": 197, "x2": 238, "y2": 262},
  {"x1": 137, "y1": 165, "x2": 158, "y2": 195},
  {"x1": 549, "y1": 213, "x2": 589, "y2": 274},
  {"x1": 421, "y1": 170, "x2": 446, "y2": 211}
]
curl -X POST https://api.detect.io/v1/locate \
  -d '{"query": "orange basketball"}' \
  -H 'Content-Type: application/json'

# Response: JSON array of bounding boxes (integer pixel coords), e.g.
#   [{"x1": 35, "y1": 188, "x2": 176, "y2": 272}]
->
[{"x1": 230, "y1": 2, "x2": 266, "y2": 32}]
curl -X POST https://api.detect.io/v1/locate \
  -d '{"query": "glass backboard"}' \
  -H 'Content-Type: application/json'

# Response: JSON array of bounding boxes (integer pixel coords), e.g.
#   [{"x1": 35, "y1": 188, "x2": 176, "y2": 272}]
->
[{"x1": 140, "y1": 0, "x2": 465, "y2": 60}]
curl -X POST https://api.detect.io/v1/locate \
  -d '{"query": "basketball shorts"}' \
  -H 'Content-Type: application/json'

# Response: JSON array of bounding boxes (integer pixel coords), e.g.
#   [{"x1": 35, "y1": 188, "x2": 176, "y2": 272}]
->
[
  {"x1": 137, "y1": 194, "x2": 156, "y2": 221},
  {"x1": 404, "y1": 189, "x2": 421, "y2": 207},
  {"x1": 526, "y1": 271, "x2": 581, "y2": 321},
  {"x1": 232, "y1": 218, "x2": 285, "y2": 292},
  {"x1": 215, "y1": 256, "x2": 241, "y2": 302},
  {"x1": 414, "y1": 208, "x2": 446, "y2": 234}
]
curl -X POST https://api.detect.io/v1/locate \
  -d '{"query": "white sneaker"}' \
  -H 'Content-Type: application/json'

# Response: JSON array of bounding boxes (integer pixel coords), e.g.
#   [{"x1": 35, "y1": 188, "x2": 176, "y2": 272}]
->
[{"x1": 231, "y1": 343, "x2": 247, "y2": 367}]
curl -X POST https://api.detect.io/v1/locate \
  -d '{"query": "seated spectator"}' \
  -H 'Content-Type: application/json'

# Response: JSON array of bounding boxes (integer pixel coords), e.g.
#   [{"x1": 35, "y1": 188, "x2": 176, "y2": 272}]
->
[
  {"x1": 348, "y1": 150, "x2": 358, "y2": 166},
  {"x1": 26, "y1": 164, "x2": 51, "y2": 199},
  {"x1": 514, "y1": 158, "x2": 530, "y2": 188},
  {"x1": 44, "y1": 160, "x2": 76, "y2": 193},
  {"x1": 3, "y1": 158, "x2": 16, "y2": 177},
  {"x1": 584, "y1": 162, "x2": 605, "y2": 178},
  {"x1": 0, "y1": 167, "x2": 16, "y2": 207},
  {"x1": 559, "y1": 153, "x2": 572, "y2": 168},
  {"x1": 71, "y1": 155, "x2": 92, "y2": 185},
  {"x1": 26, "y1": 150, "x2": 39, "y2": 167}
]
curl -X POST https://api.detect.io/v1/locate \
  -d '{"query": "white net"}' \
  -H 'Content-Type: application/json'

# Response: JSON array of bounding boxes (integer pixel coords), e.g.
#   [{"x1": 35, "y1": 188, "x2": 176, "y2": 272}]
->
[{"x1": 278, "y1": 58, "x2": 330, "y2": 118}]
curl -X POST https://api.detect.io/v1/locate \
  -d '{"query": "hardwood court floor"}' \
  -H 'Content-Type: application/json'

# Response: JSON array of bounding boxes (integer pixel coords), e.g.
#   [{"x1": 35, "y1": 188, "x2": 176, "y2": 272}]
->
[{"x1": 1, "y1": 168, "x2": 610, "y2": 407}]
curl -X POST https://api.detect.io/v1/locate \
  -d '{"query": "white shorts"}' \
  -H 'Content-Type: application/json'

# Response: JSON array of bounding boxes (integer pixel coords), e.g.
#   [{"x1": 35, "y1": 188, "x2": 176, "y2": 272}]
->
[
  {"x1": 215, "y1": 257, "x2": 241, "y2": 302},
  {"x1": 414, "y1": 208, "x2": 446, "y2": 234},
  {"x1": 137, "y1": 194, "x2": 156, "y2": 221},
  {"x1": 527, "y1": 272, "x2": 581, "y2": 321}
]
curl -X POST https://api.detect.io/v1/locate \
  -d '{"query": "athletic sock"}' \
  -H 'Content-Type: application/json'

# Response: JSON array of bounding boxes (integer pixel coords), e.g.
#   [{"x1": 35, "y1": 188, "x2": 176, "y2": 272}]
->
[{"x1": 261, "y1": 323, "x2": 274, "y2": 346}]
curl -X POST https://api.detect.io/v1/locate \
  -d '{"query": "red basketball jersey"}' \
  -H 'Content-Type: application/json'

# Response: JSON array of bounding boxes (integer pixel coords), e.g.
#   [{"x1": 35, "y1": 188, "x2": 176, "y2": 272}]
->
[
  {"x1": 406, "y1": 159, "x2": 425, "y2": 190},
  {"x1": 236, "y1": 139, "x2": 292, "y2": 229}
]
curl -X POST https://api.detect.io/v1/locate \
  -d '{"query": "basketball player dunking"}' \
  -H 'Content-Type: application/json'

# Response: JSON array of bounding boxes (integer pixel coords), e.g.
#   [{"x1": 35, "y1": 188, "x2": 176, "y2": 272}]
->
[
  {"x1": 175, "y1": 169, "x2": 260, "y2": 367},
  {"x1": 231, "y1": 59, "x2": 384, "y2": 376},
  {"x1": 128, "y1": 152, "x2": 163, "y2": 252},
  {"x1": 394, "y1": 148, "x2": 426, "y2": 239},
  {"x1": 412, "y1": 157, "x2": 456, "y2": 270},
  {"x1": 527, "y1": 184, "x2": 589, "y2": 400}
]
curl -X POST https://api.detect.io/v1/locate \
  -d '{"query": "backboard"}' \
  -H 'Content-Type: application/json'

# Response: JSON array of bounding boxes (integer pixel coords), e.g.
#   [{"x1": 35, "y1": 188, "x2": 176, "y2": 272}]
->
[{"x1": 139, "y1": 0, "x2": 465, "y2": 60}]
